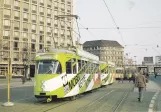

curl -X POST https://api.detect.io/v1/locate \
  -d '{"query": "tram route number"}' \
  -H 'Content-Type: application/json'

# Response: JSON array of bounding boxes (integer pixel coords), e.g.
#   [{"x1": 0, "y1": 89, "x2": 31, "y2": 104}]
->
[{"x1": 62, "y1": 74, "x2": 69, "y2": 94}]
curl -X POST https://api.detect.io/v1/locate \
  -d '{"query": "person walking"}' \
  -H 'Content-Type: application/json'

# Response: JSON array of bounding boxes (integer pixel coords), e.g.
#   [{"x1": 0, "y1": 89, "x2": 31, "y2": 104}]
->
[
  {"x1": 154, "y1": 72, "x2": 157, "y2": 78},
  {"x1": 21, "y1": 76, "x2": 26, "y2": 84},
  {"x1": 135, "y1": 70, "x2": 147, "y2": 102},
  {"x1": 130, "y1": 71, "x2": 136, "y2": 84}
]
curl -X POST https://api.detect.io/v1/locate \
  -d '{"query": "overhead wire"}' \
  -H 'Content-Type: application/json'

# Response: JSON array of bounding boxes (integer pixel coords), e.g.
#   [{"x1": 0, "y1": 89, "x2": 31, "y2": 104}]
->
[
  {"x1": 78, "y1": 26, "x2": 161, "y2": 30},
  {"x1": 78, "y1": 22, "x2": 98, "y2": 39},
  {"x1": 102, "y1": 0, "x2": 125, "y2": 45}
]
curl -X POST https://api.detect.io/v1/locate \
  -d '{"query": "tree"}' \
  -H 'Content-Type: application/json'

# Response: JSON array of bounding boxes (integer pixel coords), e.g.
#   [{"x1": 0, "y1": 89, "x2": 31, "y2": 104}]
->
[{"x1": 21, "y1": 47, "x2": 33, "y2": 78}]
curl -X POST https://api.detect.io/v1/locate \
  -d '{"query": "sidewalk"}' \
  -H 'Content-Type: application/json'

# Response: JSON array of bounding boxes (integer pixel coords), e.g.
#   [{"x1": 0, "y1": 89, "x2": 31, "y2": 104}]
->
[{"x1": 134, "y1": 80, "x2": 161, "y2": 92}]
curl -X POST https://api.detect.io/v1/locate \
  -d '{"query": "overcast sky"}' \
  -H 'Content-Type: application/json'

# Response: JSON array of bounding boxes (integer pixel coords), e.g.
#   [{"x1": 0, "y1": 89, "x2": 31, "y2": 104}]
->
[{"x1": 73, "y1": 0, "x2": 161, "y2": 64}]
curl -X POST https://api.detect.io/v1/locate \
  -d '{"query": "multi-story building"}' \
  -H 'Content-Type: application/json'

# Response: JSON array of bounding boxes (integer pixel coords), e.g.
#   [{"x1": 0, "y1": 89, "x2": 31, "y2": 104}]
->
[
  {"x1": 0, "y1": 0, "x2": 74, "y2": 76},
  {"x1": 155, "y1": 56, "x2": 161, "y2": 65},
  {"x1": 83, "y1": 40, "x2": 124, "y2": 67}
]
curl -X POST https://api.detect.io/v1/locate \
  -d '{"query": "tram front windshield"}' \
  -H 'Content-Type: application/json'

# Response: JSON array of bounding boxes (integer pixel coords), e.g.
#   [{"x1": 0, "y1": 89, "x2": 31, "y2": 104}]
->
[{"x1": 37, "y1": 60, "x2": 59, "y2": 74}]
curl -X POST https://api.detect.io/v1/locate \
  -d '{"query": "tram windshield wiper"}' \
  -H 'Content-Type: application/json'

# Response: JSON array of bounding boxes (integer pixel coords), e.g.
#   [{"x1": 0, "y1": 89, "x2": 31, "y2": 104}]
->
[{"x1": 44, "y1": 69, "x2": 52, "y2": 74}]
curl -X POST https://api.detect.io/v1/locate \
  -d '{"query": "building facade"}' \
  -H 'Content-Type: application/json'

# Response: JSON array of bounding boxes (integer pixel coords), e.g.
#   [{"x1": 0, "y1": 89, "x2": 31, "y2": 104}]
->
[
  {"x1": 142, "y1": 57, "x2": 153, "y2": 65},
  {"x1": 155, "y1": 56, "x2": 161, "y2": 65},
  {"x1": 0, "y1": 0, "x2": 74, "y2": 76},
  {"x1": 83, "y1": 40, "x2": 124, "y2": 67}
]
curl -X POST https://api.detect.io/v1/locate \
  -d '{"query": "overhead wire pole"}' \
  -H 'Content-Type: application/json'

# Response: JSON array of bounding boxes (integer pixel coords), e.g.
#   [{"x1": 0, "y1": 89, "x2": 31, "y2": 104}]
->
[
  {"x1": 75, "y1": 16, "x2": 81, "y2": 42},
  {"x1": 55, "y1": 15, "x2": 81, "y2": 47},
  {"x1": 102, "y1": 0, "x2": 125, "y2": 45}
]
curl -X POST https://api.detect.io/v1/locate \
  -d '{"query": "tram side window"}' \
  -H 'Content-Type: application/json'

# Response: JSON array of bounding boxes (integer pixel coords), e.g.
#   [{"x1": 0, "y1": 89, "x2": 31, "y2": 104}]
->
[
  {"x1": 66, "y1": 61, "x2": 72, "y2": 74},
  {"x1": 56, "y1": 63, "x2": 62, "y2": 74},
  {"x1": 66, "y1": 59, "x2": 77, "y2": 74}
]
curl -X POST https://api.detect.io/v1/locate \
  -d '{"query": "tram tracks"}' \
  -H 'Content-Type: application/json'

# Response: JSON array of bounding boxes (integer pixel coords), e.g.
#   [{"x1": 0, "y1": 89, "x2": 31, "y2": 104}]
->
[
  {"x1": 17, "y1": 97, "x2": 71, "y2": 112},
  {"x1": 6, "y1": 83, "x2": 134, "y2": 112},
  {"x1": 77, "y1": 84, "x2": 133, "y2": 112}
]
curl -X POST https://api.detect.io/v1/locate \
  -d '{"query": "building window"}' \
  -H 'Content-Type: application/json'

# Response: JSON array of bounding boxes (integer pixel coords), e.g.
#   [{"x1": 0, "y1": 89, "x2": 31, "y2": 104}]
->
[
  {"x1": 4, "y1": 0, "x2": 11, "y2": 4},
  {"x1": 40, "y1": 35, "x2": 43, "y2": 41},
  {"x1": 14, "y1": 41, "x2": 18, "y2": 48},
  {"x1": 14, "y1": 11, "x2": 20, "y2": 17},
  {"x1": 32, "y1": 24, "x2": 36, "y2": 30},
  {"x1": 39, "y1": 7, "x2": 44, "y2": 12},
  {"x1": 54, "y1": 28, "x2": 58, "y2": 34},
  {"x1": 32, "y1": 5, "x2": 37, "y2": 13},
  {"x1": 23, "y1": 32, "x2": 28, "y2": 38},
  {"x1": 3, "y1": 20, "x2": 10, "y2": 26},
  {"x1": 14, "y1": 31, "x2": 19, "y2": 37},
  {"x1": 31, "y1": 44, "x2": 35, "y2": 50},
  {"x1": 40, "y1": 0, "x2": 44, "y2": 3},
  {"x1": 32, "y1": 15, "x2": 36, "y2": 21},
  {"x1": 14, "y1": 21, "x2": 20, "y2": 30},
  {"x1": 39, "y1": 44, "x2": 43, "y2": 50},
  {"x1": 47, "y1": 27, "x2": 51, "y2": 32},
  {"x1": 3, "y1": 30, "x2": 10, "y2": 36},
  {"x1": 23, "y1": 3, "x2": 29, "y2": 11},
  {"x1": 40, "y1": 16, "x2": 44, "y2": 22},
  {"x1": 40, "y1": 26, "x2": 43, "y2": 31},
  {"x1": 47, "y1": 9, "x2": 51, "y2": 14},
  {"x1": 23, "y1": 13, "x2": 28, "y2": 18},
  {"x1": 3, "y1": 10, "x2": 10, "y2": 19},
  {"x1": 32, "y1": 34, "x2": 36, "y2": 39}
]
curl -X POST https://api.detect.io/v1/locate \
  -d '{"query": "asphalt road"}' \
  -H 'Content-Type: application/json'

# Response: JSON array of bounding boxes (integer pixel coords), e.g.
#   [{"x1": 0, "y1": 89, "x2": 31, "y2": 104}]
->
[{"x1": 0, "y1": 77, "x2": 160, "y2": 112}]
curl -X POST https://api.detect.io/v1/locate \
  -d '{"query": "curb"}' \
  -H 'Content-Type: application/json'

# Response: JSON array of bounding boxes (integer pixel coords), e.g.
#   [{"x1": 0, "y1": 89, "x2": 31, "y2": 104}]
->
[{"x1": 148, "y1": 91, "x2": 160, "y2": 112}]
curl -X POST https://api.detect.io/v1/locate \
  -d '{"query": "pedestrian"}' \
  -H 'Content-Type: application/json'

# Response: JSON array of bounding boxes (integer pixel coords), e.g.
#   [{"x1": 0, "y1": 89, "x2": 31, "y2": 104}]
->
[
  {"x1": 130, "y1": 72, "x2": 136, "y2": 84},
  {"x1": 135, "y1": 70, "x2": 147, "y2": 102},
  {"x1": 21, "y1": 76, "x2": 26, "y2": 84},
  {"x1": 154, "y1": 72, "x2": 157, "y2": 78}
]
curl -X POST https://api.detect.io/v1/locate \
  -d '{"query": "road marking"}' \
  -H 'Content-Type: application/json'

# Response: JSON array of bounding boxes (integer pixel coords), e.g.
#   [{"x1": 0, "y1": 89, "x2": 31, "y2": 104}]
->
[{"x1": 148, "y1": 91, "x2": 160, "y2": 112}]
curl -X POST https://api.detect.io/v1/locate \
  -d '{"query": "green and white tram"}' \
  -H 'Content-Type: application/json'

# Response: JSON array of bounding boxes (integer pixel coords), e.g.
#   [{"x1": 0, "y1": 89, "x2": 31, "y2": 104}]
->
[
  {"x1": 115, "y1": 67, "x2": 124, "y2": 80},
  {"x1": 100, "y1": 61, "x2": 115, "y2": 86},
  {"x1": 34, "y1": 48, "x2": 101, "y2": 101}
]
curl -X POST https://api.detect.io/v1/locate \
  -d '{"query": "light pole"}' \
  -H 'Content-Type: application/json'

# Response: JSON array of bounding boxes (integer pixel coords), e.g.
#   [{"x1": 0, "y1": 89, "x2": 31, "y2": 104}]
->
[{"x1": 3, "y1": 53, "x2": 14, "y2": 106}]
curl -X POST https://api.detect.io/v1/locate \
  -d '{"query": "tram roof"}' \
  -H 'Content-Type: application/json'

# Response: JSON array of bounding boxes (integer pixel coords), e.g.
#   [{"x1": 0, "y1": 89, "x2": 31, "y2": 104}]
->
[{"x1": 37, "y1": 48, "x2": 99, "y2": 61}]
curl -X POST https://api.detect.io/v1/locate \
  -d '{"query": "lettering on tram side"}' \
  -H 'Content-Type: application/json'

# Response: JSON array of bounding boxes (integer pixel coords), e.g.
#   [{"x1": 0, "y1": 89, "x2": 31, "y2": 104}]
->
[
  {"x1": 102, "y1": 74, "x2": 110, "y2": 83},
  {"x1": 85, "y1": 75, "x2": 92, "y2": 88},
  {"x1": 78, "y1": 75, "x2": 86, "y2": 89},
  {"x1": 62, "y1": 74, "x2": 69, "y2": 94},
  {"x1": 68, "y1": 75, "x2": 80, "y2": 90}
]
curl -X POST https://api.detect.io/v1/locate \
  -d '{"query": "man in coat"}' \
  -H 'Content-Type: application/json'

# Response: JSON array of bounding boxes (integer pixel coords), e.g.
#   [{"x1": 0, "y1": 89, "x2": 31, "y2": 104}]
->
[{"x1": 135, "y1": 70, "x2": 147, "y2": 102}]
